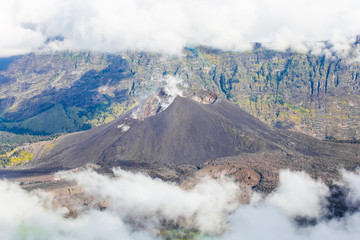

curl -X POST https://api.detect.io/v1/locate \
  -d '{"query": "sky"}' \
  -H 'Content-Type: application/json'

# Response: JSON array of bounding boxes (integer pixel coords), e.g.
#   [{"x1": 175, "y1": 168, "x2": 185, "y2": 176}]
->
[{"x1": 1, "y1": 0, "x2": 360, "y2": 57}]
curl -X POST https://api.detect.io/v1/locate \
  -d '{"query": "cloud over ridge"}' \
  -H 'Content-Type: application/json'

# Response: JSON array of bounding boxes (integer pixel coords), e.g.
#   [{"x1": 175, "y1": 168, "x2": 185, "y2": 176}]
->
[{"x1": 1, "y1": 0, "x2": 360, "y2": 56}]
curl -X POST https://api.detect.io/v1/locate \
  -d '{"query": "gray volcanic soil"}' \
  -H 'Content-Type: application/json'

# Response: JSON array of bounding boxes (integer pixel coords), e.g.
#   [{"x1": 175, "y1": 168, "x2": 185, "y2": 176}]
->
[{"x1": 1, "y1": 92, "x2": 360, "y2": 192}]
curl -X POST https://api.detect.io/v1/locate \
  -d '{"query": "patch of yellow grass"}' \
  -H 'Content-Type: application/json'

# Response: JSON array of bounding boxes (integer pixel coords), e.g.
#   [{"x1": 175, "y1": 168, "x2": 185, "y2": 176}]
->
[{"x1": 8, "y1": 150, "x2": 34, "y2": 166}]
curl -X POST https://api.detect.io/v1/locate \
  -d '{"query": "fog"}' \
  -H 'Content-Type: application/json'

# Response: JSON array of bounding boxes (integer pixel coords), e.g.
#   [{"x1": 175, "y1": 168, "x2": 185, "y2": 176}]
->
[
  {"x1": 1, "y1": 168, "x2": 360, "y2": 239},
  {"x1": 1, "y1": 0, "x2": 360, "y2": 57}
]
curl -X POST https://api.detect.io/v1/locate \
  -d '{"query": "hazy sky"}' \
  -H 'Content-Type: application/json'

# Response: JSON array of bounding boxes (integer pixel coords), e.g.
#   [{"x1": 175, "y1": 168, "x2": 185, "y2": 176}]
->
[{"x1": 1, "y1": 0, "x2": 360, "y2": 56}]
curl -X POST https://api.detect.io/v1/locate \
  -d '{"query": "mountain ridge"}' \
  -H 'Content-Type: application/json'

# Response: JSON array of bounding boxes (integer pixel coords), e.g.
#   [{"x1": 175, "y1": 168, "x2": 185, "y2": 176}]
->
[{"x1": 1, "y1": 47, "x2": 360, "y2": 158}]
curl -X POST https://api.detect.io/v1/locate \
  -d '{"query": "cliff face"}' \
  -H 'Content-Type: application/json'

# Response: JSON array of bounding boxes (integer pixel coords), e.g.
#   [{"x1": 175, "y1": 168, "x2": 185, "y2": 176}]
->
[{"x1": 0, "y1": 47, "x2": 360, "y2": 140}]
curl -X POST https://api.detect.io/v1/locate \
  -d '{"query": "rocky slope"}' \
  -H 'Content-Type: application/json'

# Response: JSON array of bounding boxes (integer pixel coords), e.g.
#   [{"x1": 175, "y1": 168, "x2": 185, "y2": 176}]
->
[{"x1": 1, "y1": 47, "x2": 360, "y2": 142}]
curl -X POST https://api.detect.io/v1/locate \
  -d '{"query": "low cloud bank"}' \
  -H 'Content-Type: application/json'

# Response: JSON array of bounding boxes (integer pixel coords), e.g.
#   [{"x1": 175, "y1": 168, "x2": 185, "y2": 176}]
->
[
  {"x1": 0, "y1": 169, "x2": 360, "y2": 239},
  {"x1": 1, "y1": 0, "x2": 360, "y2": 57},
  {"x1": 222, "y1": 170, "x2": 360, "y2": 240},
  {"x1": 65, "y1": 169, "x2": 240, "y2": 234}
]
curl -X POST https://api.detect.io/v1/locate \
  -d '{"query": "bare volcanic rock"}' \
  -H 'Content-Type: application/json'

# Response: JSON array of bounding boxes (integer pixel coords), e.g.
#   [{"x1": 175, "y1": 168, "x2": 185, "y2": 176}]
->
[{"x1": 183, "y1": 89, "x2": 218, "y2": 104}]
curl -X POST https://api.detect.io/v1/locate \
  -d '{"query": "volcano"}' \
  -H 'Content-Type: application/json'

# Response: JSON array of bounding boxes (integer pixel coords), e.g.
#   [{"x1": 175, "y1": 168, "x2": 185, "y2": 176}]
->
[
  {"x1": 35, "y1": 90, "x2": 282, "y2": 168},
  {"x1": 1, "y1": 90, "x2": 360, "y2": 191}
]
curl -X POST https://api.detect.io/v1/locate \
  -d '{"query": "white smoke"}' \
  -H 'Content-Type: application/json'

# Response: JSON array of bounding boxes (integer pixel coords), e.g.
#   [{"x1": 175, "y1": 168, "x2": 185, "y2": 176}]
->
[
  {"x1": 1, "y1": 169, "x2": 360, "y2": 239},
  {"x1": 157, "y1": 76, "x2": 186, "y2": 111},
  {"x1": 1, "y1": 0, "x2": 360, "y2": 57},
  {"x1": 161, "y1": 76, "x2": 185, "y2": 99},
  {"x1": 130, "y1": 76, "x2": 186, "y2": 119}
]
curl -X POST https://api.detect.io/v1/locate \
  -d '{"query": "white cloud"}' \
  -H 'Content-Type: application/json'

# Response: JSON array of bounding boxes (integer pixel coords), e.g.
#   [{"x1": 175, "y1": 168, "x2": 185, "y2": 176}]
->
[
  {"x1": 64, "y1": 168, "x2": 241, "y2": 234},
  {"x1": 267, "y1": 170, "x2": 330, "y2": 218},
  {"x1": 222, "y1": 169, "x2": 360, "y2": 240},
  {"x1": 0, "y1": 169, "x2": 242, "y2": 238},
  {"x1": 340, "y1": 169, "x2": 360, "y2": 206},
  {"x1": 0, "y1": 0, "x2": 360, "y2": 56},
  {"x1": 1, "y1": 169, "x2": 360, "y2": 239},
  {"x1": 0, "y1": 180, "x2": 152, "y2": 240},
  {"x1": 221, "y1": 203, "x2": 360, "y2": 240}
]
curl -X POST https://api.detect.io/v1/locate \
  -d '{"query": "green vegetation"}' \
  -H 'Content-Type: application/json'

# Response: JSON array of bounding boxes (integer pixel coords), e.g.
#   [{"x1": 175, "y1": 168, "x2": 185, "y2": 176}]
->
[
  {"x1": 0, "y1": 149, "x2": 34, "y2": 167},
  {"x1": 0, "y1": 131, "x2": 58, "y2": 152},
  {"x1": 3, "y1": 104, "x2": 84, "y2": 134},
  {"x1": 0, "y1": 131, "x2": 58, "y2": 167},
  {"x1": 8, "y1": 150, "x2": 34, "y2": 166},
  {"x1": 87, "y1": 100, "x2": 138, "y2": 127},
  {"x1": 0, "y1": 155, "x2": 9, "y2": 167},
  {"x1": 161, "y1": 228, "x2": 208, "y2": 240}
]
